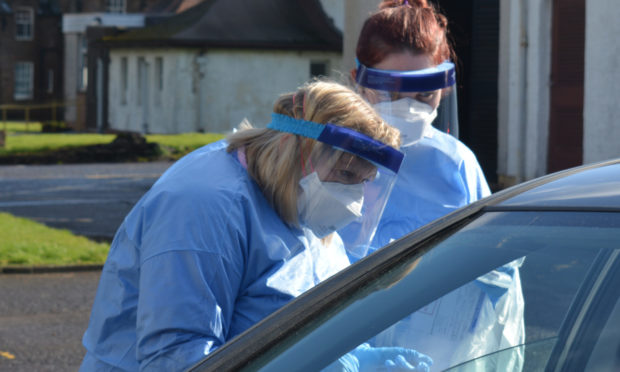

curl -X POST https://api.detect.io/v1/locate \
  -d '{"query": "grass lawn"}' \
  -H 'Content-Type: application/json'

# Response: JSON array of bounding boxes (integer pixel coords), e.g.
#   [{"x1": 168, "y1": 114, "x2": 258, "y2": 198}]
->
[
  {"x1": 147, "y1": 133, "x2": 226, "y2": 159},
  {"x1": 0, "y1": 122, "x2": 226, "y2": 267},
  {"x1": 0, "y1": 122, "x2": 226, "y2": 158},
  {"x1": 0, "y1": 212, "x2": 110, "y2": 267},
  {"x1": 1, "y1": 121, "x2": 42, "y2": 133},
  {"x1": 1, "y1": 133, "x2": 117, "y2": 154}
]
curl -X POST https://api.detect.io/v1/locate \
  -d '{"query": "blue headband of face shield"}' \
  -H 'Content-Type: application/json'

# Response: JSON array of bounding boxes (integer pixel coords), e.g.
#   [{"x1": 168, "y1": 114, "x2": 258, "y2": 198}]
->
[
  {"x1": 267, "y1": 113, "x2": 404, "y2": 174},
  {"x1": 356, "y1": 60, "x2": 456, "y2": 92}
]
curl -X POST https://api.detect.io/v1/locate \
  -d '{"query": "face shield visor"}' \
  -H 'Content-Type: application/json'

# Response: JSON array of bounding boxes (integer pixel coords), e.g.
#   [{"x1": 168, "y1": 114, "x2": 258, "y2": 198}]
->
[
  {"x1": 355, "y1": 60, "x2": 459, "y2": 145},
  {"x1": 267, "y1": 113, "x2": 403, "y2": 257}
]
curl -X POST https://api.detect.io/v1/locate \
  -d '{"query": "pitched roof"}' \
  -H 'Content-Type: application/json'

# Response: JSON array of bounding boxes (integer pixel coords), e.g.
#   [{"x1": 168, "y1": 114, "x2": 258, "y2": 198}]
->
[{"x1": 105, "y1": 0, "x2": 342, "y2": 51}]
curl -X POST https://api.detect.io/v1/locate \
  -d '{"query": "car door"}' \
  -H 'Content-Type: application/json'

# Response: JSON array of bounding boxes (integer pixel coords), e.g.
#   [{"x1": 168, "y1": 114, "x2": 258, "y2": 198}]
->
[{"x1": 189, "y1": 209, "x2": 620, "y2": 372}]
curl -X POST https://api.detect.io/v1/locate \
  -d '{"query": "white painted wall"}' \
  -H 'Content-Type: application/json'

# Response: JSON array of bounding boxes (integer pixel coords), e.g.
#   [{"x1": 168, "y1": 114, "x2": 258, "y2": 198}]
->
[
  {"x1": 63, "y1": 13, "x2": 145, "y2": 127},
  {"x1": 108, "y1": 49, "x2": 341, "y2": 134},
  {"x1": 583, "y1": 0, "x2": 620, "y2": 164},
  {"x1": 319, "y1": 0, "x2": 345, "y2": 73},
  {"x1": 319, "y1": 0, "x2": 345, "y2": 32},
  {"x1": 62, "y1": 13, "x2": 144, "y2": 33},
  {"x1": 343, "y1": 0, "x2": 377, "y2": 74},
  {"x1": 497, "y1": 0, "x2": 552, "y2": 186}
]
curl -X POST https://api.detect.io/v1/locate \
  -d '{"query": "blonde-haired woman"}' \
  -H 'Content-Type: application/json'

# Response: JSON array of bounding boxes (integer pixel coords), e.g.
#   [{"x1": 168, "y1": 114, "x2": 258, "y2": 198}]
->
[{"x1": 79, "y1": 80, "x2": 409, "y2": 371}]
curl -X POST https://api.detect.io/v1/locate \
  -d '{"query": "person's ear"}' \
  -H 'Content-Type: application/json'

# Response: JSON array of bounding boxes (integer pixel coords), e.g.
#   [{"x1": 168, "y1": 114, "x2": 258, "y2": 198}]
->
[{"x1": 350, "y1": 68, "x2": 357, "y2": 82}]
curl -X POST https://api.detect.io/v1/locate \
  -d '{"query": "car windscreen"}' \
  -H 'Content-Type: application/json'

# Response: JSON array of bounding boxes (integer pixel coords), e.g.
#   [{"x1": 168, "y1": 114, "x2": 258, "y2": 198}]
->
[{"x1": 247, "y1": 211, "x2": 620, "y2": 372}]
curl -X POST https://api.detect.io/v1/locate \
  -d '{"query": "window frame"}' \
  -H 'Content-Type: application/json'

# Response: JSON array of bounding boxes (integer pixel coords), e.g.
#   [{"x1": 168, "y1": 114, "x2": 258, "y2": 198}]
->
[
  {"x1": 14, "y1": 61, "x2": 34, "y2": 100},
  {"x1": 15, "y1": 7, "x2": 34, "y2": 41},
  {"x1": 106, "y1": 0, "x2": 126, "y2": 14}
]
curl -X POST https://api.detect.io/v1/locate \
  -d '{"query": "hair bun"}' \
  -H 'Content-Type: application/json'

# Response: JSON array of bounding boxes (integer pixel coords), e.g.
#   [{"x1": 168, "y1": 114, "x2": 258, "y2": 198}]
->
[{"x1": 378, "y1": 0, "x2": 429, "y2": 10}]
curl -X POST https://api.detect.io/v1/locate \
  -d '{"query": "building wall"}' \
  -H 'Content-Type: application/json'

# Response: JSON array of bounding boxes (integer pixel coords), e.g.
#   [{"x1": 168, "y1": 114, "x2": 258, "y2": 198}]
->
[
  {"x1": 107, "y1": 49, "x2": 342, "y2": 134},
  {"x1": 342, "y1": 0, "x2": 377, "y2": 74},
  {"x1": 319, "y1": 0, "x2": 345, "y2": 33},
  {"x1": 0, "y1": 0, "x2": 156, "y2": 108},
  {"x1": 583, "y1": 0, "x2": 620, "y2": 164},
  {"x1": 63, "y1": 33, "x2": 79, "y2": 124},
  {"x1": 58, "y1": 1, "x2": 158, "y2": 128},
  {"x1": 62, "y1": 14, "x2": 145, "y2": 128},
  {"x1": 498, "y1": 0, "x2": 619, "y2": 184},
  {"x1": 0, "y1": 0, "x2": 63, "y2": 109},
  {"x1": 318, "y1": 0, "x2": 345, "y2": 73},
  {"x1": 497, "y1": 0, "x2": 552, "y2": 187}
]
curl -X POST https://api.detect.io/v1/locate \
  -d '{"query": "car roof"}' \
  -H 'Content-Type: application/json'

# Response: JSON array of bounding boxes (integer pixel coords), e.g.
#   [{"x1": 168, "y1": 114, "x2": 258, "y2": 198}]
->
[{"x1": 491, "y1": 159, "x2": 620, "y2": 211}]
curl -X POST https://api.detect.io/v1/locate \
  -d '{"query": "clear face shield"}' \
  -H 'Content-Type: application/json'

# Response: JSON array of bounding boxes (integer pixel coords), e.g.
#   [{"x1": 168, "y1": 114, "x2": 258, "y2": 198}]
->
[
  {"x1": 267, "y1": 113, "x2": 404, "y2": 257},
  {"x1": 355, "y1": 61, "x2": 459, "y2": 145}
]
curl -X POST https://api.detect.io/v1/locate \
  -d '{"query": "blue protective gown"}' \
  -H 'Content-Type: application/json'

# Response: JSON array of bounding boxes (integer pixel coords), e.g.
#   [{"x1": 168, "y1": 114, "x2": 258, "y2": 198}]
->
[
  {"x1": 80, "y1": 140, "x2": 350, "y2": 371},
  {"x1": 371, "y1": 128, "x2": 490, "y2": 248},
  {"x1": 367, "y1": 129, "x2": 524, "y2": 370}
]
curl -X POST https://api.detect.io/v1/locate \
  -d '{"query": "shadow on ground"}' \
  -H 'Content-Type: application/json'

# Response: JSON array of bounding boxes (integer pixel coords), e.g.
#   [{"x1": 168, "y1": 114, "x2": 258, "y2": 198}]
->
[{"x1": 0, "y1": 133, "x2": 169, "y2": 165}]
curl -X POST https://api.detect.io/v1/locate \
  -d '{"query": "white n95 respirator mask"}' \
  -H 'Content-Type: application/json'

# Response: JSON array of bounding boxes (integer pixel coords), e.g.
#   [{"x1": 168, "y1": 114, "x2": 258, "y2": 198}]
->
[
  {"x1": 373, "y1": 97, "x2": 438, "y2": 147},
  {"x1": 297, "y1": 172, "x2": 364, "y2": 239}
]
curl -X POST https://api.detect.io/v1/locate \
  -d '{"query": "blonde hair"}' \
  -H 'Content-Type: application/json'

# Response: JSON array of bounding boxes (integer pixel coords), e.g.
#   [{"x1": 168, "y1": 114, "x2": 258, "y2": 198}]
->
[{"x1": 227, "y1": 79, "x2": 400, "y2": 226}]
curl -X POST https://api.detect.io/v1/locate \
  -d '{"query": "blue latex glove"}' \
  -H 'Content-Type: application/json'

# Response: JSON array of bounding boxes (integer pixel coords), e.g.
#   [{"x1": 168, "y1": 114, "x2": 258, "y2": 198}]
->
[{"x1": 326, "y1": 343, "x2": 433, "y2": 372}]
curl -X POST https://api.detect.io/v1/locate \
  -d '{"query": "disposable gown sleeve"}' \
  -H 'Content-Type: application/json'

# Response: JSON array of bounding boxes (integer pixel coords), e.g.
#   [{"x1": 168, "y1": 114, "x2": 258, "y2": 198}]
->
[
  {"x1": 131, "y1": 186, "x2": 246, "y2": 371},
  {"x1": 136, "y1": 250, "x2": 242, "y2": 371},
  {"x1": 458, "y1": 149, "x2": 491, "y2": 201}
]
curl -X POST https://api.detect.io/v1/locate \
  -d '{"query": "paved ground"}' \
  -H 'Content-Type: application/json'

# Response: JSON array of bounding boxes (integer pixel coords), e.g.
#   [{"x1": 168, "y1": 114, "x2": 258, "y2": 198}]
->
[
  {"x1": 0, "y1": 271, "x2": 100, "y2": 371},
  {"x1": 0, "y1": 162, "x2": 173, "y2": 371},
  {"x1": 0, "y1": 162, "x2": 173, "y2": 241}
]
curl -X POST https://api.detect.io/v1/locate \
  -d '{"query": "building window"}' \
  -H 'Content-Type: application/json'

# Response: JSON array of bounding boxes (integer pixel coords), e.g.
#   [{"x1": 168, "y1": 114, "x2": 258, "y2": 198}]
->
[
  {"x1": 14, "y1": 62, "x2": 34, "y2": 100},
  {"x1": 15, "y1": 7, "x2": 34, "y2": 41},
  {"x1": 121, "y1": 57, "x2": 128, "y2": 105},
  {"x1": 155, "y1": 57, "x2": 163, "y2": 106},
  {"x1": 47, "y1": 69, "x2": 54, "y2": 94},
  {"x1": 106, "y1": 0, "x2": 126, "y2": 13},
  {"x1": 78, "y1": 35, "x2": 88, "y2": 91},
  {"x1": 310, "y1": 61, "x2": 329, "y2": 78}
]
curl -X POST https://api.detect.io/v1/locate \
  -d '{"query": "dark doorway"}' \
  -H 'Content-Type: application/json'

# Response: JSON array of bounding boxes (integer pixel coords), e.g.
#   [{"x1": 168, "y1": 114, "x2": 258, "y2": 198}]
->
[
  {"x1": 547, "y1": 0, "x2": 585, "y2": 173},
  {"x1": 436, "y1": 0, "x2": 500, "y2": 188}
]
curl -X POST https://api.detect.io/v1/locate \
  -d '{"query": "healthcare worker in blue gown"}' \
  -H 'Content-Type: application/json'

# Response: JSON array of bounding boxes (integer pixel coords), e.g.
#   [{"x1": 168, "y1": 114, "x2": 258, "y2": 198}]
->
[
  {"x1": 337, "y1": 1, "x2": 526, "y2": 371},
  {"x1": 79, "y1": 80, "x2": 435, "y2": 372},
  {"x1": 341, "y1": 1, "x2": 490, "y2": 258}
]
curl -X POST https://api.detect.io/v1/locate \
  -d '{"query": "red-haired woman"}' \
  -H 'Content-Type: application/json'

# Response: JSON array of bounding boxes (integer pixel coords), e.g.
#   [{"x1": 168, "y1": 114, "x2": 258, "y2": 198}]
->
[{"x1": 342, "y1": 1, "x2": 526, "y2": 370}]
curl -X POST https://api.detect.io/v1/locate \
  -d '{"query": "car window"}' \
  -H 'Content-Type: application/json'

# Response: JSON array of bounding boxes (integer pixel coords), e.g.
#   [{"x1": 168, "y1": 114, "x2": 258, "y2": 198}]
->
[
  {"x1": 249, "y1": 211, "x2": 620, "y2": 372},
  {"x1": 585, "y1": 293, "x2": 620, "y2": 371},
  {"x1": 357, "y1": 215, "x2": 612, "y2": 371}
]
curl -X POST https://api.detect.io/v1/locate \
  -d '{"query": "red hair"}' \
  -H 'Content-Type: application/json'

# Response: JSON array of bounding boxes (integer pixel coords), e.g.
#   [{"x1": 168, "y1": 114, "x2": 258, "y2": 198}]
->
[{"x1": 356, "y1": 0, "x2": 454, "y2": 67}]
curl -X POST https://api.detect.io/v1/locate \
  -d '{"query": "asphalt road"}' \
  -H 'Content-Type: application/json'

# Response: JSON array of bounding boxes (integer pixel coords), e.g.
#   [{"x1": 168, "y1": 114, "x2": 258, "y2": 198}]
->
[
  {"x1": 0, "y1": 162, "x2": 173, "y2": 241},
  {"x1": 0, "y1": 271, "x2": 100, "y2": 371},
  {"x1": 0, "y1": 162, "x2": 173, "y2": 371}
]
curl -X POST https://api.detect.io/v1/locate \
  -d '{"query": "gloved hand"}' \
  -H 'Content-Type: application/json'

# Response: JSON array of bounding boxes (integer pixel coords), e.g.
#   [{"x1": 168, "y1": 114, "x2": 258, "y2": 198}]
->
[{"x1": 325, "y1": 343, "x2": 433, "y2": 372}]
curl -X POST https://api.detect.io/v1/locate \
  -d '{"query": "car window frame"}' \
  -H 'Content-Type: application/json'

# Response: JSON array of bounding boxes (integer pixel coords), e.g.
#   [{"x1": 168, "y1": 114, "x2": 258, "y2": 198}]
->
[{"x1": 546, "y1": 249, "x2": 620, "y2": 371}]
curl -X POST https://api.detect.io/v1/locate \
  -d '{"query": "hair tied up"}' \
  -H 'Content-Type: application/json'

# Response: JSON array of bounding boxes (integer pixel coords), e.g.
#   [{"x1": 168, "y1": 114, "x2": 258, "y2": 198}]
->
[
  {"x1": 379, "y1": 0, "x2": 429, "y2": 9},
  {"x1": 403, "y1": 0, "x2": 430, "y2": 8}
]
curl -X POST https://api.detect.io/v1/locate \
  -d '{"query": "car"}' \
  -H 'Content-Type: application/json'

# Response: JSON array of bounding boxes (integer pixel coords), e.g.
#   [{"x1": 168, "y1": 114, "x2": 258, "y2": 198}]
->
[{"x1": 187, "y1": 158, "x2": 620, "y2": 372}]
